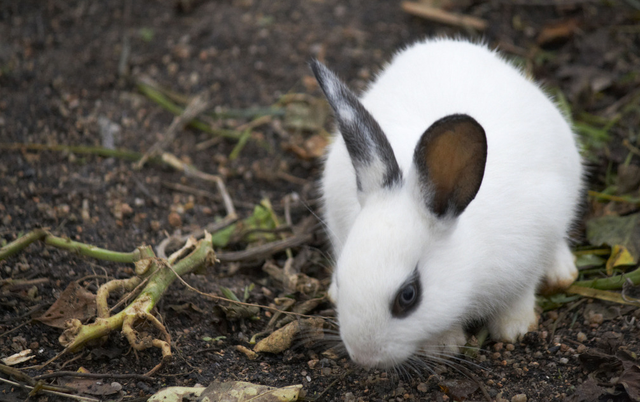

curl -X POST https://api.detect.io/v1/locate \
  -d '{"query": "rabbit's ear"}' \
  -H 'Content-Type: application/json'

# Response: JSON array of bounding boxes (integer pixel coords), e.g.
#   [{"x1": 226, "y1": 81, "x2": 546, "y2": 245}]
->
[
  {"x1": 311, "y1": 60, "x2": 402, "y2": 195},
  {"x1": 413, "y1": 114, "x2": 487, "y2": 217}
]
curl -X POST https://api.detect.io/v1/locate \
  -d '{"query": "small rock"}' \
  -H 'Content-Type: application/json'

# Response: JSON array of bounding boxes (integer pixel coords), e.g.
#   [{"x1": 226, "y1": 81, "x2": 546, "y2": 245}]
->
[
  {"x1": 511, "y1": 394, "x2": 527, "y2": 402},
  {"x1": 150, "y1": 220, "x2": 161, "y2": 231},
  {"x1": 308, "y1": 359, "x2": 319, "y2": 369},
  {"x1": 344, "y1": 392, "x2": 356, "y2": 402},
  {"x1": 505, "y1": 344, "x2": 515, "y2": 351},
  {"x1": 559, "y1": 357, "x2": 569, "y2": 364},
  {"x1": 81, "y1": 199, "x2": 90, "y2": 221},
  {"x1": 55, "y1": 204, "x2": 70, "y2": 218},
  {"x1": 110, "y1": 382, "x2": 123, "y2": 391},
  {"x1": 577, "y1": 332, "x2": 587, "y2": 342},
  {"x1": 493, "y1": 342, "x2": 504, "y2": 351},
  {"x1": 120, "y1": 203, "x2": 133, "y2": 216},
  {"x1": 417, "y1": 383, "x2": 428, "y2": 393},
  {"x1": 168, "y1": 212, "x2": 182, "y2": 227},
  {"x1": 576, "y1": 344, "x2": 587, "y2": 353},
  {"x1": 589, "y1": 313, "x2": 604, "y2": 326},
  {"x1": 496, "y1": 392, "x2": 508, "y2": 402},
  {"x1": 321, "y1": 367, "x2": 332, "y2": 376}
]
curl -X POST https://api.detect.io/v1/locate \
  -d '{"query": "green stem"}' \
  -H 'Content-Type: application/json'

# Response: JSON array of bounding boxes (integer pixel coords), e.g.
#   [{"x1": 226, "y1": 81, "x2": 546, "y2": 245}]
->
[
  {"x1": 229, "y1": 129, "x2": 251, "y2": 160},
  {"x1": 0, "y1": 229, "x2": 48, "y2": 260},
  {"x1": 65, "y1": 234, "x2": 214, "y2": 352},
  {"x1": 588, "y1": 190, "x2": 640, "y2": 206},
  {"x1": 0, "y1": 143, "x2": 147, "y2": 162},
  {"x1": 135, "y1": 81, "x2": 243, "y2": 140},
  {"x1": 572, "y1": 266, "x2": 640, "y2": 290},
  {"x1": 43, "y1": 235, "x2": 147, "y2": 263}
]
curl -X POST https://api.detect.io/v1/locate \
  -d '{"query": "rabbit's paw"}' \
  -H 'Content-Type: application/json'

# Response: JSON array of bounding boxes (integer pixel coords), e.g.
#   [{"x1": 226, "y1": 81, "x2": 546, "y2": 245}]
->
[
  {"x1": 489, "y1": 290, "x2": 538, "y2": 343},
  {"x1": 540, "y1": 242, "x2": 578, "y2": 295},
  {"x1": 421, "y1": 324, "x2": 466, "y2": 358}
]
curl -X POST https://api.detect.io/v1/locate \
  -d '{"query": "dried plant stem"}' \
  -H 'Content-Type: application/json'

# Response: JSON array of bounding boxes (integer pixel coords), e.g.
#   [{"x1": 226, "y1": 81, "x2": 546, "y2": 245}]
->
[
  {"x1": 566, "y1": 285, "x2": 640, "y2": 306},
  {"x1": 136, "y1": 91, "x2": 211, "y2": 169},
  {"x1": 135, "y1": 78, "x2": 244, "y2": 140},
  {"x1": 401, "y1": 1, "x2": 487, "y2": 30}
]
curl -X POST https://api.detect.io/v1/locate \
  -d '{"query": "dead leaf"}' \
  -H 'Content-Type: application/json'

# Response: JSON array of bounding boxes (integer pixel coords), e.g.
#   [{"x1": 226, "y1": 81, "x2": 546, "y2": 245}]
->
[
  {"x1": 263, "y1": 260, "x2": 321, "y2": 296},
  {"x1": 193, "y1": 381, "x2": 301, "y2": 402},
  {"x1": 586, "y1": 213, "x2": 640, "y2": 261},
  {"x1": 583, "y1": 303, "x2": 619, "y2": 323},
  {"x1": 36, "y1": 281, "x2": 96, "y2": 328},
  {"x1": 148, "y1": 386, "x2": 205, "y2": 402},
  {"x1": 619, "y1": 362, "x2": 640, "y2": 401},
  {"x1": 439, "y1": 378, "x2": 478, "y2": 401},
  {"x1": 59, "y1": 377, "x2": 122, "y2": 396},
  {"x1": 254, "y1": 318, "x2": 324, "y2": 354},
  {"x1": 564, "y1": 378, "x2": 606, "y2": 402},
  {"x1": 617, "y1": 164, "x2": 640, "y2": 194},
  {"x1": 579, "y1": 348, "x2": 622, "y2": 373},
  {"x1": 282, "y1": 133, "x2": 329, "y2": 161},
  {"x1": 284, "y1": 99, "x2": 328, "y2": 132},
  {"x1": 606, "y1": 245, "x2": 636, "y2": 275},
  {"x1": 1, "y1": 350, "x2": 34, "y2": 366},
  {"x1": 254, "y1": 321, "x2": 300, "y2": 354}
]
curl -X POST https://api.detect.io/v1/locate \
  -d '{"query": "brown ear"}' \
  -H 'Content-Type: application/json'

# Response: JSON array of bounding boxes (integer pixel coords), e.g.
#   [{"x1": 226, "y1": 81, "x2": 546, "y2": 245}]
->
[{"x1": 413, "y1": 114, "x2": 487, "y2": 217}]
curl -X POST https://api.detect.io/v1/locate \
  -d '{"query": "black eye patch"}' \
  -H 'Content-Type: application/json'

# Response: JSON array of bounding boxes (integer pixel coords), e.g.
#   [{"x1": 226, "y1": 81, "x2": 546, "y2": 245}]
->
[{"x1": 391, "y1": 270, "x2": 422, "y2": 318}]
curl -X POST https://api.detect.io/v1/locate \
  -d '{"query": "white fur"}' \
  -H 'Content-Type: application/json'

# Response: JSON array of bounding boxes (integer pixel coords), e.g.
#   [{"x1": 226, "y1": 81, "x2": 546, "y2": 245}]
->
[{"x1": 322, "y1": 38, "x2": 583, "y2": 369}]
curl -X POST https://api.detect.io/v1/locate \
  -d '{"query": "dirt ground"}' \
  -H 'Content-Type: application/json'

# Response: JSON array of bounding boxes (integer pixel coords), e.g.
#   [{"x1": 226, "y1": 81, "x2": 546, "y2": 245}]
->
[{"x1": 2, "y1": 1, "x2": 640, "y2": 401}]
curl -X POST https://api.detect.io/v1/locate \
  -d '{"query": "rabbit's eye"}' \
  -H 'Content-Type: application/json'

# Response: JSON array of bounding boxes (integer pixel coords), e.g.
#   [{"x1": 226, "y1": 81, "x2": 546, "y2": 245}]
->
[
  {"x1": 391, "y1": 274, "x2": 421, "y2": 318},
  {"x1": 399, "y1": 285, "x2": 416, "y2": 305}
]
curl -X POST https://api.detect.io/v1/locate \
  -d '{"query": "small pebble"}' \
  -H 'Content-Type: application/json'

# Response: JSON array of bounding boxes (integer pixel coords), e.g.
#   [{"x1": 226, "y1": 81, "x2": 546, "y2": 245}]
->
[
  {"x1": 576, "y1": 344, "x2": 587, "y2": 353},
  {"x1": 577, "y1": 332, "x2": 587, "y2": 342},
  {"x1": 505, "y1": 344, "x2": 515, "y2": 351},
  {"x1": 168, "y1": 212, "x2": 182, "y2": 227},
  {"x1": 511, "y1": 394, "x2": 527, "y2": 402},
  {"x1": 589, "y1": 313, "x2": 604, "y2": 325},
  {"x1": 308, "y1": 359, "x2": 319, "y2": 369},
  {"x1": 559, "y1": 357, "x2": 569, "y2": 364},
  {"x1": 417, "y1": 383, "x2": 428, "y2": 392}
]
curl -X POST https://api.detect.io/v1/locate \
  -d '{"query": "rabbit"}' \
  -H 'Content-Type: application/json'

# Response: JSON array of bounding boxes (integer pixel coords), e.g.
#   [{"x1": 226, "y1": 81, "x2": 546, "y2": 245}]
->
[{"x1": 310, "y1": 38, "x2": 583, "y2": 369}]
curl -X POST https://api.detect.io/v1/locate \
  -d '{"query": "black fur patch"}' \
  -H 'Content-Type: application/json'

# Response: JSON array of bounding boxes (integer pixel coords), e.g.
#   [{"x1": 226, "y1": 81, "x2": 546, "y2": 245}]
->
[{"x1": 310, "y1": 60, "x2": 402, "y2": 191}]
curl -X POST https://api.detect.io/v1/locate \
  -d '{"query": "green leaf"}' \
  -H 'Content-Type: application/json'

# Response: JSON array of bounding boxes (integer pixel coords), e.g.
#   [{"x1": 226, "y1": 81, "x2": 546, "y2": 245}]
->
[
  {"x1": 138, "y1": 27, "x2": 155, "y2": 42},
  {"x1": 537, "y1": 294, "x2": 581, "y2": 311},
  {"x1": 586, "y1": 213, "x2": 640, "y2": 261},
  {"x1": 219, "y1": 286, "x2": 241, "y2": 302},
  {"x1": 575, "y1": 253, "x2": 606, "y2": 269},
  {"x1": 210, "y1": 223, "x2": 237, "y2": 247}
]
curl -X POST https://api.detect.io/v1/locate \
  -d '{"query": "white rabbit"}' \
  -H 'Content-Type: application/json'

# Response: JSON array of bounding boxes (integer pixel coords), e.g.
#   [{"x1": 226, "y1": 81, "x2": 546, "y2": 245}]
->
[{"x1": 311, "y1": 38, "x2": 583, "y2": 369}]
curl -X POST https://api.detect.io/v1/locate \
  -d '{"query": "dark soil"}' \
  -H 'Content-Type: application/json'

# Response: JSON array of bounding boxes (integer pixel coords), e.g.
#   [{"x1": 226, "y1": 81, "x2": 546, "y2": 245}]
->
[{"x1": 2, "y1": 1, "x2": 640, "y2": 401}]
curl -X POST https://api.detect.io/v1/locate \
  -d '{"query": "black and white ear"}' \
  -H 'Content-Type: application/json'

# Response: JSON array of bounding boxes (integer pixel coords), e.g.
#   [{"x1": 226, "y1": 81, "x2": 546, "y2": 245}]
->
[
  {"x1": 310, "y1": 60, "x2": 402, "y2": 194},
  {"x1": 413, "y1": 114, "x2": 487, "y2": 218}
]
